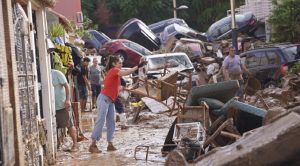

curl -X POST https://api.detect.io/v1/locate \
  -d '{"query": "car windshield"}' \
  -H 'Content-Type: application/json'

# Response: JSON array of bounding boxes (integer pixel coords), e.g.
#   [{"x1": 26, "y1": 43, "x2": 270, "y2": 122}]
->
[
  {"x1": 147, "y1": 54, "x2": 193, "y2": 71},
  {"x1": 138, "y1": 23, "x2": 157, "y2": 40},
  {"x1": 122, "y1": 41, "x2": 152, "y2": 55},
  {"x1": 89, "y1": 30, "x2": 110, "y2": 44},
  {"x1": 282, "y1": 46, "x2": 298, "y2": 62}
]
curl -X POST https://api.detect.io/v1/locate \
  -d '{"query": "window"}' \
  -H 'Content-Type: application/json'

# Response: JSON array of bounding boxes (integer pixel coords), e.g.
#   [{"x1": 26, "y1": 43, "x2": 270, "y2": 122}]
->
[
  {"x1": 167, "y1": 26, "x2": 176, "y2": 34},
  {"x1": 283, "y1": 46, "x2": 297, "y2": 62},
  {"x1": 245, "y1": 53, "x2": 261, "y2": 68},
  {"x1": 266, "y1": 51, "x2": 281, "y2": 65},
  {"x1": 218, "y1": 24, "x2": 231, "y2": 35},
  {"x1": 122, "y1": 41, "x2": 130, "y2": 47},
  {"x1": 211, "y1": 29, "x2": 219, "y2": 38},
  {"x1": 138, "y1": 23, "x2": 157, "y2": 39}
]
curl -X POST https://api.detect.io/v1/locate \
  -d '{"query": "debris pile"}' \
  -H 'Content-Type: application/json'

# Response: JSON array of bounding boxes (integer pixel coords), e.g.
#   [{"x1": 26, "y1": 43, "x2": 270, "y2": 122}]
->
[{"x1": 160, "y1": 76, "x2": 300, "y2": 165}]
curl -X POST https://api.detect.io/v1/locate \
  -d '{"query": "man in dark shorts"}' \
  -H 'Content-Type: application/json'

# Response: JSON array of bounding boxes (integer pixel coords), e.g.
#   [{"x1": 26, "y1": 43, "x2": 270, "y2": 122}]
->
[
  {"x1": 77, "y1": 57, "x2": 91, "y2": 112},
  {"x1": 52, "y1": 69, "x2": 78, "y2": 152},
  {"x1": 223, "y1": 46, "x2": 251, "y2": 101}
]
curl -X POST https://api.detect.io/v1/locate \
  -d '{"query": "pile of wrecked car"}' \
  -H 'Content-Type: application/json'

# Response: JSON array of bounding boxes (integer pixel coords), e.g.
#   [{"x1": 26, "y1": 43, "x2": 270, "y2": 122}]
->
[{"x1": 82, "y1": 13, "x2": 300, "y2": 165}]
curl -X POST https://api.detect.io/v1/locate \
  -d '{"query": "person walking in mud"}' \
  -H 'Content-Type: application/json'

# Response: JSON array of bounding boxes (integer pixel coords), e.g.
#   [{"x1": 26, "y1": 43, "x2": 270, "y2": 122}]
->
[
  {"x1": 77, "y1": 57, "x2": 91, "y2": 112},
  {"x1": 89, "y1": 55, "x2": 147, "y2": 153},
  {"x1": 89, "y1": 58, "x2": 104, "y2": 109},
  {"x1": 52, "y1": 69, "x2": 78, "y2": 152},
  {"x1": 222, "y1": 46, "x2": 252, "y2": 101}
]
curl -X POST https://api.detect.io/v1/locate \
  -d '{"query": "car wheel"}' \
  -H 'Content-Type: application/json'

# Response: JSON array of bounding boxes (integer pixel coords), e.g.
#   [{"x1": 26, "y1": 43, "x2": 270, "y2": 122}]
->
[{"x1": 116, "y1": 52, "x2": 127, "y2": 63}]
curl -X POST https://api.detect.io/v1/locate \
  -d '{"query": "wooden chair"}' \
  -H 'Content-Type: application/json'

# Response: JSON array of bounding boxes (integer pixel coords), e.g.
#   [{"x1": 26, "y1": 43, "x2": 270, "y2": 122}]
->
[
  {"x1": 177, "y1": 102, "x2": 210, "y2": 130},
  {"x1": 126, "y1": 71, "x2": 179, "y2": 111}
]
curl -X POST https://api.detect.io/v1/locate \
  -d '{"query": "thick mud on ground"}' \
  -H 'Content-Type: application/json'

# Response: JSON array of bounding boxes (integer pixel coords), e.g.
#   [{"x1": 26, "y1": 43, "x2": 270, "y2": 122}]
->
[{"x1": 55, "y1": 111, "x2": 176, "y2": 166}]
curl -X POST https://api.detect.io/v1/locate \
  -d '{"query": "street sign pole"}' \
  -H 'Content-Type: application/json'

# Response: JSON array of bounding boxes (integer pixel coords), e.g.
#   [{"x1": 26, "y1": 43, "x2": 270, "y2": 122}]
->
[
  {"x1": 173, "y1": 0, "x2": 177, "y2": 18},
  {"x1": 230, "y1": 0, "x2": 238, "y2": 53}
]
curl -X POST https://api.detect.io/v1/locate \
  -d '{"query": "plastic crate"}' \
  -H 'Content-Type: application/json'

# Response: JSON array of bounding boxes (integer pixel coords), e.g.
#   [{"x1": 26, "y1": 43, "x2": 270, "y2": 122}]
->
[{"x1": 173, "y1": 122, "x2": 206, "y2": 143}]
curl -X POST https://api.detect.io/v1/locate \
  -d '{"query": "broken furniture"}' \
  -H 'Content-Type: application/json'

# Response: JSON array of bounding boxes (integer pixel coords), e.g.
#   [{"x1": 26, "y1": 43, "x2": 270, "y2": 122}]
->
[
  {"x1": 176, "y1": 103, "x2": 210, "y2": 129},
  {"x1": 173, "y1": 122, "x2": 206, "y2": 162},
  {"x1": 185, "y1": 80, "x2": 240, "y2": 106},
  {"x1": 193, "y1": 110, "x2": 300, "y2": 166},
  {"x1": 213, "y1": 98, "x2": 267, "y2": 134},
  {"x1": 126, "y1": 71, "x2": 178, "y2": 111},
  {"x1": 163, "y1": 81, "x2": 239, "y2": 153},
  {"x1": 244, "y1": 76, "x2": 270, "y2": 110}
]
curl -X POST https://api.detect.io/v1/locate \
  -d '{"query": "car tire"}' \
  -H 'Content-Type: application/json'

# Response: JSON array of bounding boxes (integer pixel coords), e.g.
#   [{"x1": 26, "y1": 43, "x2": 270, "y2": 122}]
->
[{"x1": 116, "y1": 51, "x2": 127, "y2": 63}]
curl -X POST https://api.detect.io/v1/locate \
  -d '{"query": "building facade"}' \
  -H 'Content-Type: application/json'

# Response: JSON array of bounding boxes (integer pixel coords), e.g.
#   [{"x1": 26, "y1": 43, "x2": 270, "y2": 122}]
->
[
  {"x1": 239, "y1": 0, "x2": 273, "y2": 22},
  {"x1": 53, "y1": 0, "x2": 83, "y2": 26},
  {"x1": 0, "y1": 0, "x2": 57, "y2": 165}
]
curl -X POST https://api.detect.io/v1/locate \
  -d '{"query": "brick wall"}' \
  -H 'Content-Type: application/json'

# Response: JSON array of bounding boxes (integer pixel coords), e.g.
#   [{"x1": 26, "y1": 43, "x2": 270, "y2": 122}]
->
[{"x1": 239, "y1": 0, "x2": 273, "y2": 22}]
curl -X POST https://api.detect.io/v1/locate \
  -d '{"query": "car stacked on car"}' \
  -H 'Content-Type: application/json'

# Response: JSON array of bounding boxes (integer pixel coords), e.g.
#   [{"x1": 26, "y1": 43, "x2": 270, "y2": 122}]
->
[
  {"x1": 99, "y1": 39, "x2": 152, "y2": 67},
  {"x1": 83, "y1": 13, "x2": 295, "y2": 87}
]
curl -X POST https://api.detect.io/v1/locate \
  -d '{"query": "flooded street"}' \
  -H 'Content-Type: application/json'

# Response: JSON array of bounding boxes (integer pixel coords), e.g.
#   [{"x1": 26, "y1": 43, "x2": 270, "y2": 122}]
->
[{"x1": 55, "y1": 110, "x2": 176, "y2": 166}]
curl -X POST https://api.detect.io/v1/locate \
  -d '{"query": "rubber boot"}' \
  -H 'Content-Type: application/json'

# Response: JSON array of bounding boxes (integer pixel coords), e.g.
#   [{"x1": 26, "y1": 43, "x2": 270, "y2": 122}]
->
[{"x1": 119, "y1": 113, "x2": 129, "y2": 130}]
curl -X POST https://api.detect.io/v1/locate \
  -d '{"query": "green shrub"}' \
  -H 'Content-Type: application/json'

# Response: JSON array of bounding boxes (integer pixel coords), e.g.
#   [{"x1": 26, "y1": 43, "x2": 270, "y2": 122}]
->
[
  {"x1": 288, "y1": 61, "x2": 300, "y2": 75},
  {"x1": 49, "y1": 23, "x2": 65, "y2": 37}
]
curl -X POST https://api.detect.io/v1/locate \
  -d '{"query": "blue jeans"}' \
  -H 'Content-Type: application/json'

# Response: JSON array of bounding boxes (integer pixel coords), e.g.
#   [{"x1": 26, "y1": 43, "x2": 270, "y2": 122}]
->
[{"x1": 91, "y1": 94, "x2": 115, "y2": 141}]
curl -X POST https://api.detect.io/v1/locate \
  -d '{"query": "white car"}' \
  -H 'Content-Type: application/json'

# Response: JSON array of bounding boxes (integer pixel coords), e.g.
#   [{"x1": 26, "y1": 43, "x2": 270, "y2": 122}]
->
[{"x1": 144, "y1": 52, "x2": 194, "y2": 76}]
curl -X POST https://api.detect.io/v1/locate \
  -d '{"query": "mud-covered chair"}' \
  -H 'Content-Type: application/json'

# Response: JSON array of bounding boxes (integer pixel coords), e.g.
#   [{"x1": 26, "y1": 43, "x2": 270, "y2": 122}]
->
[
  {"x1": 126, "y1": 71, "x2": 179, "y2": 111},
  {"x1": 177, "y1": 102, "x2": 210, "y2": 129}
]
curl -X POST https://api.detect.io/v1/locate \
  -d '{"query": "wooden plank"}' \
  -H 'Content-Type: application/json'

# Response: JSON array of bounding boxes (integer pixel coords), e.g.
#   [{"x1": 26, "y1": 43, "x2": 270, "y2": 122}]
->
[
  {"x1": 220, "y1": 131, "x2": 241, "y2": 140},
  {"x1": 141, "y1": 97, "x2": 170, "y2": 114},
  {"x1": 36, "y1": 9, "x2": 55, "y2": 164},
  {"x1": 203, "y1": 119, "x2": 232, "y2": 148},
  {"x1": 193, "y1": 112, "x2": 300, "y2": 166}
]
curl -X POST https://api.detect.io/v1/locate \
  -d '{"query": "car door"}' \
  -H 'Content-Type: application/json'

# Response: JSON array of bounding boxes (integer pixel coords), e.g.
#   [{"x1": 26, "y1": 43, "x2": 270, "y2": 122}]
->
[
  {"x1": 244, "y1": 52, "x2": 263, "y2": 82},
  {"x1": 264, "y1": 51, "x2": 281, "y2": 80},
  {"x1": 244, "y1": 52, "x2": 261, "y2": 73},
  {"x1": 255, "y1": 51, "x2": 281, "y2": 84}
]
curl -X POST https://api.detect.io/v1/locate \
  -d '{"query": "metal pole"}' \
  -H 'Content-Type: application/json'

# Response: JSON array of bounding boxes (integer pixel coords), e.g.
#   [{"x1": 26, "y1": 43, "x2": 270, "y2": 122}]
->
[
  {"x1": 230, "y1": 0, "x2": 238, "y2": 53},
  {"x1": 173, "y1": 0, "x2": 177, "y2": 18}
]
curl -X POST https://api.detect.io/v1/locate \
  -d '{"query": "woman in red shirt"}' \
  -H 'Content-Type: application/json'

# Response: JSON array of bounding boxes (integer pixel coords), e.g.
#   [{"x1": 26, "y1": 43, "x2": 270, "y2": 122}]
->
[{"x1": 89, "y1": 55, "x2": 146, "y2": 153}]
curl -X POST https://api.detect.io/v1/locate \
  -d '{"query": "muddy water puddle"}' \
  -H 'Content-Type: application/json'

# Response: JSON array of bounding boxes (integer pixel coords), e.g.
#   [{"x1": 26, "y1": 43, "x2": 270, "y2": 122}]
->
[{"x1": 55, "y1": 111, "x2": 175, "y2": 166}]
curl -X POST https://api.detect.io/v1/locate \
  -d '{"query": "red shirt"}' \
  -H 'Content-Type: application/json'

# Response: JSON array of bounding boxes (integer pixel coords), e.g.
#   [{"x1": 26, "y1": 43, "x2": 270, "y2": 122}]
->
[{"x1": 101, "y1": 67, "x2": 120, "y2": 102}]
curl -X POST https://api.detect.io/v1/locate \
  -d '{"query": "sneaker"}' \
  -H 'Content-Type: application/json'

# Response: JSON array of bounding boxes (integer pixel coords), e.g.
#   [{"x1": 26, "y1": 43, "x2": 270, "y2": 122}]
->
[
  {"x1": 89, "y1": 145, "x2": 102, "y2": 153},
  {"x1": 107, "y1": 144, "x2": 117, "y2": 151}
]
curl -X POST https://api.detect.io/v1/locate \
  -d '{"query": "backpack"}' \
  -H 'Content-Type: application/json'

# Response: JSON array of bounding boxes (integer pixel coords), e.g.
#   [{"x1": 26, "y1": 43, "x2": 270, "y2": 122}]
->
[
  {"x1": 65, "y1": 43, "x2": 83, "y2": 76},
  {"x1": 65, "y1": 43, "x2": 82, "y2": 66},
  {"x1": 72, "y1": 63, "x2": 82, "y2": 76}
]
